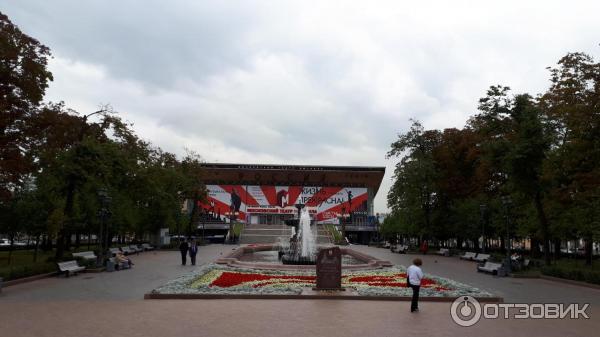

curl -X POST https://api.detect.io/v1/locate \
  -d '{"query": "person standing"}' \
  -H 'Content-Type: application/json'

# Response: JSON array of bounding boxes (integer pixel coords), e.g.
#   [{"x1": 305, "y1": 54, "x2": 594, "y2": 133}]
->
[
  {"x1": 179, "y1": 238, "x2": 189, "y2": 265},
  {"x1": 407, "y1": 258, "x2": 424, "y2": 312},
  {"x1": 189, "y1": 239, "x2": 198, "y2": 266}
]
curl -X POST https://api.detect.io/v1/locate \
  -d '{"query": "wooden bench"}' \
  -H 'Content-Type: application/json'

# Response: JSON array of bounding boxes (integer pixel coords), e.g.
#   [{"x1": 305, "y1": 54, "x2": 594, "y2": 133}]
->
[
  {"x1": 57, "y1": 260, "x2": 86, "y2": 277},
  {"x1": 109, "y1": 247, "x2": 121, "y2": 256},
  {"x1": 121, "y1": 246, "x2": 135, "y2": 255},
  {"x1": 436, "y1": 248, "x2": 450, "y2": 256},
  {"x1": 477, "y1": 262, "x2": 503, "y2": 274},
  {"x1": 109, "y1": 257, "x2": 130, "y2": 270},
  {"x1": 141, "y1": 243, "x2": 155, "y2": 251},
  {"x1": 459, "y1": 252, "x2": 477, "y2": 260},
  {"x1": 390, "y1": 244, "x2": 407, "y2": 253},
  {"x1": 129, "y1": 245, "x2": 143, "y2": 253},
  {"x1": 473, "y1": 253, "x2": 490, "y2": 262},
  {"x1": 72, "y1": 251, "x2": 97, "y2": 261}
]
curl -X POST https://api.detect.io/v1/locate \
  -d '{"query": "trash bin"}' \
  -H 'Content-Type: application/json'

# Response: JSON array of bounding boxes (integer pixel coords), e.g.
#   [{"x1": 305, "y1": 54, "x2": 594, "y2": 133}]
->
[{"x1": 106, "y1": 260, "x2": 115, "y2": 272}]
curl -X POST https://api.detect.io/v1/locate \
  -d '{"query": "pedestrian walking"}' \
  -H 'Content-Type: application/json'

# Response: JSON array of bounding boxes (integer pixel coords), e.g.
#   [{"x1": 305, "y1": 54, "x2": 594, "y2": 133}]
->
[
  {"x1": 407, "y1": 258, "x2": 423, "y2": 312},
  {"x1": 189, "y1": 238, "x2": 198, "y2": 266},
  {"x1": 179, "y1": 238, "x2": 189, "y2": 265}
]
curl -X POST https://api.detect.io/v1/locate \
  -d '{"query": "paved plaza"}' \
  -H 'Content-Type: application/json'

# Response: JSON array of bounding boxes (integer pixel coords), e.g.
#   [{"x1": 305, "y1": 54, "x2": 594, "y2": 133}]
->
[{"x1": 1, "y1": 245, "x2": 598, "y2": 337}]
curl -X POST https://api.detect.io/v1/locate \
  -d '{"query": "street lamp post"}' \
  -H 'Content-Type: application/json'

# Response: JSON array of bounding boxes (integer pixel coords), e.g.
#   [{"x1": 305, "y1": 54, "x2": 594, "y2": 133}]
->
[
  {"x1": 479, "y1": 204, "x2": 487, "y2": 254},
  {"x1": 501, "y1": 196, "x2": 512, "y2": 274}
]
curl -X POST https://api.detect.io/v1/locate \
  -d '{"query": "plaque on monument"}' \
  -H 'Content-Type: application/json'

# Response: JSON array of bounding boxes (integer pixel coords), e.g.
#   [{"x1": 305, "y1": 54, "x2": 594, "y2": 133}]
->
[{"x1": 315, "y1": 246, "x2": 342, "y2": 290}]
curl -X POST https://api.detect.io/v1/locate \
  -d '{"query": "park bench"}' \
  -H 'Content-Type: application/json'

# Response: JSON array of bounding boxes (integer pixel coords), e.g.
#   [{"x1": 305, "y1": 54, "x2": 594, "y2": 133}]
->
[
  {"x1": 72, "y1": 251, "x2": 97, "y2": 261},
  {"x1": 477, "y1": 261, "x2": 503, "y2": 275},
  {"x1": 141, "y1": 243, "x2": 155, "y2": 251},
  {"x1": 473, "y1": 253, "x2": 490, "y2": 262},
  {"x1": 57, "y1": 260, "x2": 86, "y2": 277},
  {"x1": 109, "y1": 247, "x2": 121, "y2": 256},
  {"x1": 397, "y1": 245, "x2": 408, "y2": 253},
  {"x1": 108, "y1": 257, "x2": 130, "y2": 271},
  {"x1": 129, "y1": 245, "x2": 143, "y2": 253},
  {"x1": 121, "y1": 246, "x2": 135, "y2": 255},
  {"x1": 436, "y1": 248, "x2": 450, "y2": 256},
  {"x1": 459, "y1": 252, "x2": 477, "y2": 260},
  {"x1": 390, "y1": 244, "x2": 408, "y2": 254}
]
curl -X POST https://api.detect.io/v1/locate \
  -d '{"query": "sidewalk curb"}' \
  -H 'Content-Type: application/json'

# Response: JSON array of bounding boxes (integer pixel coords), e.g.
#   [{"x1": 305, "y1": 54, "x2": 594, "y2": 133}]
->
[
  {"x1": 3, "y1": 272, "x2": 57, "y2": 287},
  {"x1": 144, "y1": 292, "x2": 504, "y2": 302}
]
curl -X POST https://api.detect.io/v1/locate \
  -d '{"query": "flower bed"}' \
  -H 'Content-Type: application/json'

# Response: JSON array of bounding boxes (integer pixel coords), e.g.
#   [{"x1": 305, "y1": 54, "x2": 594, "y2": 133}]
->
[{"x1": 152, "y1": 264, "x2": 492, "y2": 298}]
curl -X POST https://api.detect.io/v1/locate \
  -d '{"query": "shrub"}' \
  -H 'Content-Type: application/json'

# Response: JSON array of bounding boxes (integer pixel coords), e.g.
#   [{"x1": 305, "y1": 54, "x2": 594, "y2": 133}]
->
[
  {"x1": 541, "y1": 265, "x2": 600, "y2": 285},
  {"x1": 0, "y1": 262, "x2": 56, "y2": 281}
]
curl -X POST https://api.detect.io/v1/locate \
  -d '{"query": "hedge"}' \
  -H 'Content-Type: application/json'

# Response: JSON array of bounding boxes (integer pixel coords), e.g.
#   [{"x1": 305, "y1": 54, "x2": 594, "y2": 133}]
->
[{"x1": 541, "y1": 265, "x2": 600, "y2": 285}]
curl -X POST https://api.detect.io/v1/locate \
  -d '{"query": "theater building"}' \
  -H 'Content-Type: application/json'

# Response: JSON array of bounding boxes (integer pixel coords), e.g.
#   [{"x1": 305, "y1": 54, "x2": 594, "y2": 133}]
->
[{"x1": 195, "y1": 163, "x2": 385, "y2": 244}]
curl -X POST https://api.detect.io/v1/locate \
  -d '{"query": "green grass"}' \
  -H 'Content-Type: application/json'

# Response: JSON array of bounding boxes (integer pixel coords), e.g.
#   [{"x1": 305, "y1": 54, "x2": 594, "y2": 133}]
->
[
  {"x1": 510, "y1": 258, "x2": 600, "y2": 285},
  {"x1": 0, "y1": 245, "x2": 116, "y2": 281},
  {"x1": 540, "y1": 259, "x2": 600, "y2": 285},
  {"x1": 0, "y1": 249, "x2": 57, "y2": 281}
]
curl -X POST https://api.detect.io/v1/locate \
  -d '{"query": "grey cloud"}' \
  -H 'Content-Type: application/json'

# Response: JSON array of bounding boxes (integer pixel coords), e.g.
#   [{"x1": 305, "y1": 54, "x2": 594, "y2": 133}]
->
[{"x1": 3, "y1": 0, "x2": 600, "y2": 212}]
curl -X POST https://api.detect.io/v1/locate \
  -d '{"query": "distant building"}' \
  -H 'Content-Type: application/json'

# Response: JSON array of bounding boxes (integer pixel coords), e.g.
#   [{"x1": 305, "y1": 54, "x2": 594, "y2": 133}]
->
[{"x1": 194, "y1": 163, "x2": 385, "y2": 244}]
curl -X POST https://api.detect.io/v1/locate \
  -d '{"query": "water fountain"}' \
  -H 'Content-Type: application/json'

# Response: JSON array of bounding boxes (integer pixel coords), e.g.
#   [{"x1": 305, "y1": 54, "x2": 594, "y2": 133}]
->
[
  {"x1": 280, "y1": 204, "x2": 317, "y2": 265},
  {"x1": 216, "y1": 203, "x2": 393, "y2": 270}
]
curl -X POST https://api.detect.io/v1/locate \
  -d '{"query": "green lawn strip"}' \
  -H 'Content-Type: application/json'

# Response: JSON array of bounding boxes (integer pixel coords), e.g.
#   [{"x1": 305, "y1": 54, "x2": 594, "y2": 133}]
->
[
  {"x1": 510, "y1": 258, "x2": 600, "y2": 285},
  {"x1": 0, "y1": 246, "x2": 112, "y2": 281},
  {"x1": 540, "y1": 259, "x2": 600, "y2": 285}
]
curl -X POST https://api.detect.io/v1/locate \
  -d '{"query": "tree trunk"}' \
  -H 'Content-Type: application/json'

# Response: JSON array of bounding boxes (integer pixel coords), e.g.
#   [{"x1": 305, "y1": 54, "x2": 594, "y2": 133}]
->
[
  {"x1": 7, "y1": 235, "x2": 15, "y2": 265},
  {"x1": 553, "y1": 238, "x2": 561, "y2": 260},
  {"x1": 584, "y1": 236, "x2": 593, "y2": 266},
  {"x1": 188, "y1": 193, "x2": 200, "y2": 238},
  {"x1": 56, "y1": 180, "x2": 76, "y2": 259},
  {"x1": 534, "y1": 192, "x2": 551, "y2": 265},
  {"x1": 530, "y1": 237, "x2": 540, "y2": 258},
  {"x1": 33, "y1": 234, "x2": 41, "y2": 262},
  {"x1": 75, "y1": 232, "x2": 81, "y2": 249},
  {"x1": 65, "y1": 232, "x2": 72, "y2": 251}
]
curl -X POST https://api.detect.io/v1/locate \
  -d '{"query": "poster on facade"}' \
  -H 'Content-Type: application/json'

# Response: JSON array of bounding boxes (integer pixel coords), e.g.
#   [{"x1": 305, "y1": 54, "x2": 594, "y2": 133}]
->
[{"x1": 199, "y1": 185, "x2": 368, "y2": 224}]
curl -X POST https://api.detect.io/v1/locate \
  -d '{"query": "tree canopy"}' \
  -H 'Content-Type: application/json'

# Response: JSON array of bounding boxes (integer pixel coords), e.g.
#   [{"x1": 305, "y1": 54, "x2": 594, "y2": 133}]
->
[{"x1": 386, "y1": 53, "x2": 600, "y2": 265}]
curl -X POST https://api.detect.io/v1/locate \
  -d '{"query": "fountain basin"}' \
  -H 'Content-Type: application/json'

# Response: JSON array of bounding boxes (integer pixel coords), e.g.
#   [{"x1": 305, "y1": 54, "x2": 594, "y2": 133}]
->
[{"x1": 216, "y1": 244, "x2": 392, "y2": 271}]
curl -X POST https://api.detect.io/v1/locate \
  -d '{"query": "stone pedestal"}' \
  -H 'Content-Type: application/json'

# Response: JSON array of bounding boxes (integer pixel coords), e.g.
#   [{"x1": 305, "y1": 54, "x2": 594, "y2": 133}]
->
[{"x1": 315, "y1": 247, "x2": 343, "y2": 290}]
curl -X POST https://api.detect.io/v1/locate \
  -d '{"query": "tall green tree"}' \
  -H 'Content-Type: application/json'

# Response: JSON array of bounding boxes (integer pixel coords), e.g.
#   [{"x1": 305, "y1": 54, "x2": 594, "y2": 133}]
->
[
  {"x1": 540, "y1": 53, "x2": 600, "y2": 265},
  {"x1": 387, "y1": 121, "x2": 441, "y2": 241},
  {"x1": 0, "y1": 11, "x2": 53, "y2": 201}
]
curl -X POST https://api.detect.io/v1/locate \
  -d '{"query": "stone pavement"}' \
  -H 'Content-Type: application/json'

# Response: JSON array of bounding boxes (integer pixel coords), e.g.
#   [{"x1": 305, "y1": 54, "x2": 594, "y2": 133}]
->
[{"x1": 0, "y1": 244, "x2": 598, "y2": 337}]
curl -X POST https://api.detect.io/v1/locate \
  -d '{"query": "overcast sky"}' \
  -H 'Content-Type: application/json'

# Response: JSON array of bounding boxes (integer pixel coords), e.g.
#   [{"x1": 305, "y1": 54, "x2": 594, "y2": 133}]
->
[{"x1": 3, "y1": 1, "x2": 599, "y2": 212}]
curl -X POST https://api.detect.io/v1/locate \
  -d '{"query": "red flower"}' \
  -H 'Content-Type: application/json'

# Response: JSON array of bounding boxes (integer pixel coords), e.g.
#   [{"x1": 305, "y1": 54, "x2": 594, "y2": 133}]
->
[
  {"x1": 210, "y1": 272, "x2": 315, "y2": 288},
  {"x1": 207, "y1": 270, "x2": 451, "y2": 292}
]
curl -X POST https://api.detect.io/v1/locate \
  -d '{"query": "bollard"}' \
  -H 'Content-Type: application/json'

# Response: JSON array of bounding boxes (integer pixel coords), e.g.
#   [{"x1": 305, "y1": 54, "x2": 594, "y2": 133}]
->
[{"x1": 0, "y1": 277, "x2": 3, "y2": 293}]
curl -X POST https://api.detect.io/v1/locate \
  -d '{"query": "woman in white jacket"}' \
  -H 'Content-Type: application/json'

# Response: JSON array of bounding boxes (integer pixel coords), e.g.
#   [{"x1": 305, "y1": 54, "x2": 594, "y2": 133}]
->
[{"x1": 407, "y1": 258, "x2": 423, "y2": 312}]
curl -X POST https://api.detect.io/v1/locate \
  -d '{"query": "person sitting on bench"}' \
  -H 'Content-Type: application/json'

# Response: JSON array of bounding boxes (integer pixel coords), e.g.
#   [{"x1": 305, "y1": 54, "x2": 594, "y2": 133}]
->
[{"x1": 115, "y1": 251, "x2": 134, "y2": 267}]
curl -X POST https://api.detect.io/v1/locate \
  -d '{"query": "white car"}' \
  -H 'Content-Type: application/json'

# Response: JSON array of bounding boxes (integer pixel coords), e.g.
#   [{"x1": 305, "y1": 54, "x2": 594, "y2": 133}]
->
[{"x1": 0, "y1": 238, "x2": 11, "y2": 247}]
